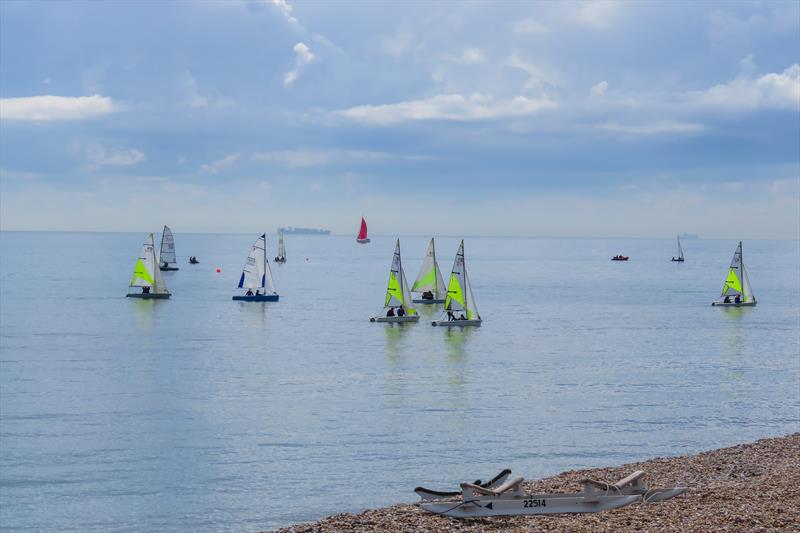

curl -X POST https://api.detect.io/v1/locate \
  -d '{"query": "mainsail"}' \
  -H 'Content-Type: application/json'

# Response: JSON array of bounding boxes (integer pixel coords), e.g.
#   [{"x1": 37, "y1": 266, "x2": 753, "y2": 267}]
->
[
  {"x1": 443, "y1": 240, "x2": 480, "y2": 320},
  {"x1": 277, "y1": 231, "x2": 286, "y2": 260},
  {"x1": 159, "y1": 225, "x2": 178, "y2": 268},
  {"x1": 383, "y1": 239, "x2": 416, "y2": 313},
  {"x1": 677, "y1": 235, "x2": 684, "y2": 261},
  {"x1": 130, "y1": 233, "x2": 169, "y2": 294},
  {"x1": 238, "y1": 234, "x2": 277, "y2": 293},
  {"x1": 412, "y1": 238, "x2": 447, "y2": 299},
  {"x1": 358, "y1": 217, "x2": 368, "y2": 240},
  {"x1": 718, "y1": 241, "x2": 755, "y2": 303}
]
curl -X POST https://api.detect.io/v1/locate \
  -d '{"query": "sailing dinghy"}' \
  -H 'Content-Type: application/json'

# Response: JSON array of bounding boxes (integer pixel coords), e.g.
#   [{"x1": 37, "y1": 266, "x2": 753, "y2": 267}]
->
[
  {"x1": 356, "y1": 216, "x2": 370, "y2": 243},
  {"x1": 671, "y1": 235, "x2": 684, "y2": 262},
  {"x1": 159, "y1": 225, "x2": 179, "y2": 270},
  {"x1": 127, "y1": 233, "x2": 170, "y2": 299},
  {"x1": 712, "y1": 241, "x2": 756, "y2": 307},
  {"x1": 416, "y1": 469, "x2": 685, "y2": 518},
  {"x1": 370, "y1": 239, "x2": 418, "y2": 322},
  {"x1": 432, "y1": 240, "x2": 481, "y2": 326},
  {"x1": 233, "y1": 234, "x2": 279, "y2": 302},
  {"x1": 411, "y1": 238, "x2": 447, "y2": 304},
  {"x1": 274, "y1": 230, "x2": 286, "y2": 263}
]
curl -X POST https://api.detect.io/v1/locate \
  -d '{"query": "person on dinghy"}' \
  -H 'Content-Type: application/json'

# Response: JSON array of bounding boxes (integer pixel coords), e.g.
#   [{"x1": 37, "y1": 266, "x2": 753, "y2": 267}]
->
[
  {"x1": 724, "y1": 295, "x2": 731, "y2": 303},
  {"x1": 142, "y1": 286, "x2": 150, "y2": 294},
  {"x1": 735, "y1": 294, "x2": 741, "y2": 303},
  {"x1": 246, "y1": 288, "x2": 254, "y2": 296},
  {"x1": 447, "y1": 310, "x2": 455, "y2": 321},
  {"x1": 397, "y1": 307, "x2": 405, "y2": 317},
  {"x1": 458, "y1": 313, "x2": 466, "y2": 320},
  {"x1": 421, "y1": 290, "x2": 434, "y2": 300},
  {"x1": 386, "y1": 307, "x2": 396, "y2": 317}
]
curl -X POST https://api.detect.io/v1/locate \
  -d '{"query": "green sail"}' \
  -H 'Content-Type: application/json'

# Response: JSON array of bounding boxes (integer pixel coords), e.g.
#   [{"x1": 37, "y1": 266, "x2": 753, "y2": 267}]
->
[
  {"x1": 385, "y1": 271, "x2": 404, "y2": 306},
  {"x1": 131, "y1": 258, "x2": 154, "y2": 286},
  {"x1": 721, "y1": 267, "x2": 742, "y2": 295},
  {"x1": 444, "y1": 273, "x2": 465, "y2": 310}
]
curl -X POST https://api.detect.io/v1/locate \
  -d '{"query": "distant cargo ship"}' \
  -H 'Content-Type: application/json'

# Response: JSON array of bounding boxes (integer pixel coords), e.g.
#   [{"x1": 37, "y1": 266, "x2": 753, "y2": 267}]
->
[{"x1": 279, "y1": 226, "x2": 331, "y2": 235}]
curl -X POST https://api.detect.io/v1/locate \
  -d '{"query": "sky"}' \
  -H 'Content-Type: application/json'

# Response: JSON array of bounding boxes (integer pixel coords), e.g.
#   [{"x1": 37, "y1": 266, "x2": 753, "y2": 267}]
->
[{"x1": 1, "y1": 0, "x2": 798, "y2": 238}]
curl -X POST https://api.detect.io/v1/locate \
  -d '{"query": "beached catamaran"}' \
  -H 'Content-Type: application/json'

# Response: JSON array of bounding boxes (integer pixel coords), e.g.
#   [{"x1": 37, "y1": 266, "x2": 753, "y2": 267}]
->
[
  {"x1": 671, "y1": 235, "x2": 684, "y2": 262},
  {"x1": 412, "y1": 238, "x2": 447, "y2": 304},
  {"x1": 712, "y1": 241, "x2": 756, "y2": 307},
  {"x1": 233, "y1": 234, "x2": 279, "y2": 302},
  {"x1": 356, "y1": 216, "x2": 370, "y2": 244},
  {"x1": 159, "y1": 225, "x2": 179, "y2": 270},
  {"x1": 274, "y1": 229, "x2": 286, "y2": 263},
  {"x1": 370, "y1": 239, "x2": 418, "y2": 322},
  {"x1": 127, "y1": 233, "x2": 170, "y2": 299},
  {"x1": 432, "y1": 240, "x2": 481, "y2": 326}
]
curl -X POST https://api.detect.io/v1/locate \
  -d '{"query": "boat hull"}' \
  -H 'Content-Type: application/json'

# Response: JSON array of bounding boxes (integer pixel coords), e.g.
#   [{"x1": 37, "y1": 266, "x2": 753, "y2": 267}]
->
[
  {"x1": 421, "y1": 493, "x2": 640, "y2": 518},
  {"x1": 126, "y1": 292, "x2": 170, "y2": 299},
  {"x1": 712, "y1": 301, "x2": 756, "y2": 307},
  {"x1": 432, "y1": 319, "x2": 482, "y2": 327},
  {"x1": 233, "y1": 294, "x2": 280, "y2": 302},
  {"x1": 671, "y1": 258, "x2": 684, "y2": 262},
  {"x1": 160, "y1": 266, "x2": 180, "y2": 271},
  {"x1": 273, "y1": 258, "x2": 286, "y2": 263},
  {"x1": 357, "y1": 238, "x2": 371, "y2": 244},
  {"x1": 370, "y1": 315, "x2": 419, "y2": 323},
  {"x1": 412, "y1": 298, "x2": 446, "y2": 304}
]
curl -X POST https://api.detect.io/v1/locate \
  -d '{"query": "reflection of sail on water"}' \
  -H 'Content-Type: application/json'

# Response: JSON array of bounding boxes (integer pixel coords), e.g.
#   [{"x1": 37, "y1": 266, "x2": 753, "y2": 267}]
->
[{"x1": 412, "y1": 238, "x2": 447, "y2": 300}]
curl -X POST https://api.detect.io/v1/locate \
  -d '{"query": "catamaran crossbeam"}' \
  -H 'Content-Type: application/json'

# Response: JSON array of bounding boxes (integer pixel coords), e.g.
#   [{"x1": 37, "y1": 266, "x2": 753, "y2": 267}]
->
[{"x1": 417, "y1": 469, "x2": 686, "y2": 518}]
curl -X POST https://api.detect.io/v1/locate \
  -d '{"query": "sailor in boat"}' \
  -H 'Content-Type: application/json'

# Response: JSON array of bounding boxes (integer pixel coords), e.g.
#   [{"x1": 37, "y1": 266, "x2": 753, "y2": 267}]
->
[
  {"x1": 246, "y1": 288, "x2": 254, "y2": 296},
  {"x1": 447, "y1": 310, "x2": 455, "y2": 321},
  {"x1": 142, "y1": 286, "x2": 150, "y2": 294},
  {"x1": 386, "y1": 307, "x2": 396, "y2": 317},
  {"x1": 735, "y1": 294, "x2": 741, "y2": 304},
  {"x1": 421, "y1": 290, "x2": 434, "y2": 300},
  {"x1": 724, "y1": 295, "x2": 731, "y2": 303},
  {"x1": 458, "y1": 313, "x2": 466, "y2": 320},
  {"x1": 397, "y1": 307, "x2": 405, "y2": 317}
]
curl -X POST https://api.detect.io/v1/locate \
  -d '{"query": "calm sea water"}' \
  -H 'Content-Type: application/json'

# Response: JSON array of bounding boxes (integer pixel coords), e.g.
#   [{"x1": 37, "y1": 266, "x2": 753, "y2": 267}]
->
[{"x1": 1, "y1": 232, "x2": 798, "y2": 531}]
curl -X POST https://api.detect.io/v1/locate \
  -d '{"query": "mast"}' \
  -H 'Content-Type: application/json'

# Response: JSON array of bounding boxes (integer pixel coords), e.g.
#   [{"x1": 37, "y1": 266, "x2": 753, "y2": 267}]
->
[
  {"x1": 263, "y1": 233, "x2": 267, "y2": 289},
  {"x1": 461, "y1": 240, "x2": 468, "y2": 312},
  {"x1": 432, "y1": 238, "x2": 437, "y2": 297},
  {"x1": 397, "y1": 239, "x2": 404, "y2": 308}
]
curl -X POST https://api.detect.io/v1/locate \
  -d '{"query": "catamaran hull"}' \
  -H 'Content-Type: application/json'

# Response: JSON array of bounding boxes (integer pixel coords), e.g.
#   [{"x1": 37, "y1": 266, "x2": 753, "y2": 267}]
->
[
  {"x1": 160, "y1": 266, "x2": 180, "y2": 271},
  {"x1": 432, "y1": 319, "x2": 482, "y2": 327},
  {"x1": 412, "y1": 298, "x2": 446, "y2": 304},
  {"x1": 357, "y1": 238, "x2": 371, "y2": 244},
  {"x1": 126, "y1": 293, "x2": 170, "y2": 299},
  {"x1": 420, "y1": 493, "x2": 641, "y2": 518},
  {"x1": 233, "y1": 295, "x2": 280, "y2": 302},
  {"x1": 712, "y1": 301, "x2": 756, "y2": 307},
  {"x1": 370, "y1": 315, "x2": 419, "y2": 323}
]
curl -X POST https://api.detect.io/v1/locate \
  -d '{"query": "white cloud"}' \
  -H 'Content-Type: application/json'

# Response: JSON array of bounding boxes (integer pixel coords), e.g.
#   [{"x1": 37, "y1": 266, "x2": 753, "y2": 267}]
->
[
  {"x1": 0, "y1": 168, "x2": 41, "y2": 180},
  {"x1": 690, "y1": 64, "x2": 800, "y2": 111},
  {"x1": 284, "y1": 42, "x2": 315, "y2": 87},
  {"x1": 511, "y1": 18, "x2": 549, "y2": 35},
  {"x1": 575, "y1": 1, "x2": 620, "y2": 30},
  {"x1": 338, "y1": 93, "x2": 556, "y2": 125},
  {"x1": 596, "y1": 121, "x2": 705, "y2": 135},
  {"x1": 269, "y1": 0, "x2": 297, "y2": 24},
  {"x1": 447, "y1": 47, "x2": 485, "y2": 65},
  {"x1": 86, "y1": 145, "x2": 145, "y2": 171},
  {"x1": 590, "y1": 80, "x2": 609, "y2": 97},
  {"x1": 200, "y1": 153, "x2": 241, "y2": 174},
  {"x1": 0, "y1": 95, "x2": 115, "y2": 121},
  {"x1": 252, "y1": 149, "x2": 399, "y2": 168},
  {"x1": 381, "y1": 31, "x2": 413, "y2": 58}
]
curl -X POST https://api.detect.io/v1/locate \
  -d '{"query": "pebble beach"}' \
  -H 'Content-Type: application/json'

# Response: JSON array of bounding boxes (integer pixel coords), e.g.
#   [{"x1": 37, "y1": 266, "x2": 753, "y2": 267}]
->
[{"x1": 272, "y1": 433, "x2": 800, "y2": 532}]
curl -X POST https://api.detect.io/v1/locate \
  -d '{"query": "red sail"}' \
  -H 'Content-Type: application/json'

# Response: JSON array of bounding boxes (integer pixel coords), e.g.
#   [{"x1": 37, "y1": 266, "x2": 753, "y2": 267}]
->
[{"x1": 357, "y1": 217, "x2": 368, "y2": 240}]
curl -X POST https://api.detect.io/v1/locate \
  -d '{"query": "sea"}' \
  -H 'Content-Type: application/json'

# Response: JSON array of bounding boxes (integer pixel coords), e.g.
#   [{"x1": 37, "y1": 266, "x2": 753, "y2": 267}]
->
[{"x1": 1, "y1": 232, "x2": 798, "y2": 531}]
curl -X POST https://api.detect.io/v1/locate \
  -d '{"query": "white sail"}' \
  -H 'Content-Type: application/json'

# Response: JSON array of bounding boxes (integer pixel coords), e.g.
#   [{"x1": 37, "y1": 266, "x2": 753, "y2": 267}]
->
[
  {"x1": 383, "y1": 240, "x2": 415, "y2": 313},
  {"x1": 465, "y1": 269, "x2": 480, "y2": 320},
  {"x1": 263, "y1": 240, "x2": 277, "y2": 294},
  {"x1": 159, "y1": 225, "x2": 177, "y2": 267},
  {"x1": 718, "y1": 241, "x2": 755, "y2": 303},
  {"x1": 238, "y1": 234, "x2": 267, "y2": 290},
  {"x1": 277, "y1": 231, "x2": 286, "y2": 260},
  {"x1": 130, "y1": 233, "x2": 169, "y2": 294},
  {"x1": 412, "y1": 238, "x2": 447, "y2": 298},
  {"x1": 677, "y1": 235, "x2": 684, "y2": 260}
]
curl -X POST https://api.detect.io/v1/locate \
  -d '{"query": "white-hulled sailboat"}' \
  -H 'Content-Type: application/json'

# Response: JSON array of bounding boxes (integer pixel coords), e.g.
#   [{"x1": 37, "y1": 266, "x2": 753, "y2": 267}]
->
[
  {"x1": 412, "y1": 238, "x2": 447, "y2": 304},
  {"x1": 233, "y1": 233, "x2": 279, "y2": 302},
  {"x1": 671, "y1": 235, "x2": 684, "y2": 262},
  {"x1": 274, "y1": 230, "x2": 286, "y2": 263},
  {"x1": 159, "y1": 225, "x2": 179, "y2": 270},
  {"x1": 712, "y1": 241, "x2": 756, "y2": 307},
  {"x1": 432, "y1": 240, "x2": 481, "y2": 326},
  {"x1": 127, "y1": 233, "x2": 170, "y2": 299},
  {"x1": 370, "y1": 239, "x2": 419, "y2": 322}
]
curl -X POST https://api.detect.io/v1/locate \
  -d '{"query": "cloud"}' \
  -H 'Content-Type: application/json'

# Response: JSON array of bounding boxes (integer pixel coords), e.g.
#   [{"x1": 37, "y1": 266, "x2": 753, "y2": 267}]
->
[
  {"x1": 590, "y1": 80, "x2": 609, "y2": 97},
  {"x1": 269, "y1": 0, "x2": 297, "y2": 25},
  {"x1": 575, "y1": 1, "x2": 620, "y2": 30},
  {"x1": 596, "y1": 121, "x2": 705, "y2": 135},
  {"x1": 0, "y1": 168, "x2": 41, "y2": 180},
  {"x1": 511, "y1": 18, "x2": 549, "y2": 35},
  {"x1": 444, "y1": 47, "x2": 485, "y2": 65},
  {"x1": 690, "y1": 64, "x2": 800, "y2": 111},
  {"x1": 0, "y1": 95, "x2": 115, "y2": 121},
  {"x1": 86, "y1": 145, "x2": 145, "y2": 170},
  {"x1": 200, "y1": 153, "x2": 241, "y2": 174},
  {"x1": 284, "y1": 42, "x2": 315, "y2": 86},
  {"x1": 252, "y1": 149, "x2": 409, "y2": 168},
  {"x1": 380, "y1": 30, "x2": 414, "y2": 58},
  {"x1": 338, "y1": 93, "x2": 556, "y2": 125}
]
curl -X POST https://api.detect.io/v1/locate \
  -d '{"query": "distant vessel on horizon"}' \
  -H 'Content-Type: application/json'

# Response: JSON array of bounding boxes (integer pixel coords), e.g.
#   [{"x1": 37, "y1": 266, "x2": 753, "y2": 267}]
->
[{"x1": 278, "y1": 226, "x2": 330, "y2": 235}]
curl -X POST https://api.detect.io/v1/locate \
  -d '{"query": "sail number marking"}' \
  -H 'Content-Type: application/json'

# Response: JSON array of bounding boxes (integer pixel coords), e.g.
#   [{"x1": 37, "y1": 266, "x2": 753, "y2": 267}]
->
[{"x1": 523, "y1": 499, "x2": 546, "y2": 508}]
